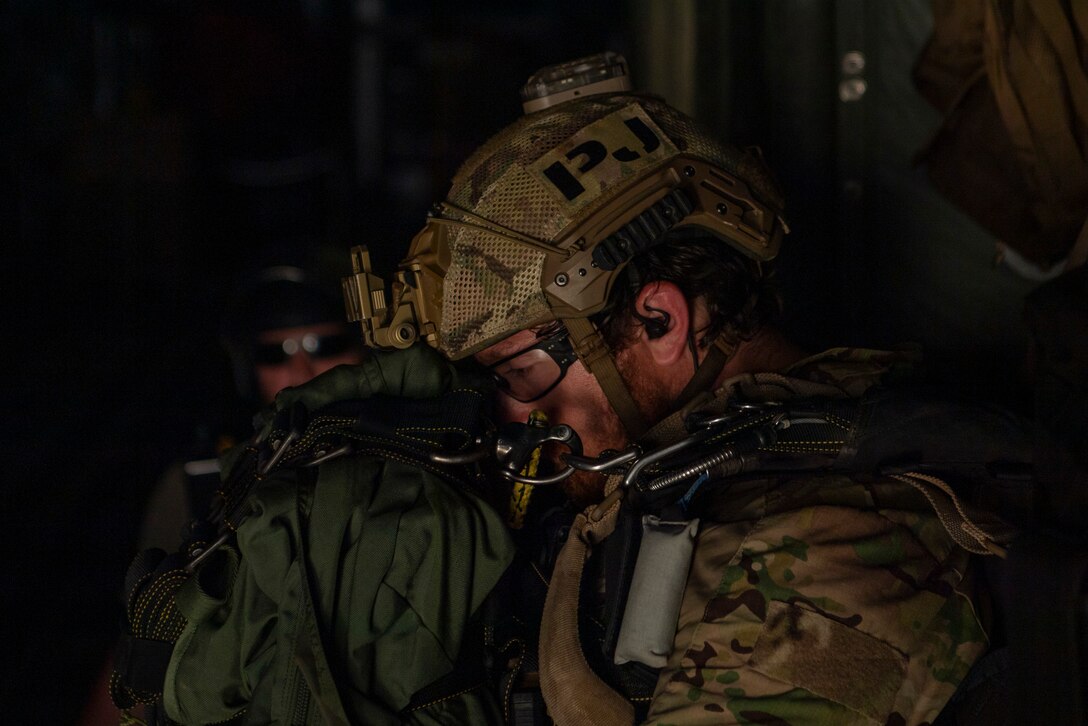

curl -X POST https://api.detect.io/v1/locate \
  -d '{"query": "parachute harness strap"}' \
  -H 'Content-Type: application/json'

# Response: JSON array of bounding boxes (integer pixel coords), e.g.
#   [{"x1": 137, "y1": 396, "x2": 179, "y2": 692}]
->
[{"x1": 672, "y1": 330, "x2": 740, "y2": 413}]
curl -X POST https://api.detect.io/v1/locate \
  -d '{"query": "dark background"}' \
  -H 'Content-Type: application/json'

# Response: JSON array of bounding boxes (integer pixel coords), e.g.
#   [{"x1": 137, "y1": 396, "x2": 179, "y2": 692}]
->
[{"x1": 4, "y1": 1, "x2": 1044, "y2": 721}]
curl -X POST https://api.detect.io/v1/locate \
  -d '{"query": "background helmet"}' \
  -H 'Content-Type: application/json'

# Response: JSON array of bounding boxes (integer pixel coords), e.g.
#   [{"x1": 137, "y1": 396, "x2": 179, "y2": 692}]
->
[{"x1": 222, "y1": 265, "x2": 349, "y2": 402}]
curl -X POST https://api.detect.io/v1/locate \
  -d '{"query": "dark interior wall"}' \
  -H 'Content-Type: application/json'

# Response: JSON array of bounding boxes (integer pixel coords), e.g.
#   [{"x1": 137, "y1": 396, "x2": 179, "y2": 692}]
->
[
  {"x1": 4, "y1": 3, "x2": 627, "y2": 721},
  {"x1": 349, "y1": 0, "x2": 633, "y2": 271},
  {"x1": 630, "y1": 0, "x2": 1036, "y2": 410},
  {"x1": 862, "y1": 0, "x2": 1035, "y2": 406}
]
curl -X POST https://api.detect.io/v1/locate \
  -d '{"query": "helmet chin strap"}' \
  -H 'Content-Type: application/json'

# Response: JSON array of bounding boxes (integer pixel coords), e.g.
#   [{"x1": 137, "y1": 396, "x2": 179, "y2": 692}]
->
[
  {"x1": 564, "y1": 317, "x2": 739, "y2": 443},
  {"x1": 564, "y1": 317, "x2": 649, "y2": 440}
]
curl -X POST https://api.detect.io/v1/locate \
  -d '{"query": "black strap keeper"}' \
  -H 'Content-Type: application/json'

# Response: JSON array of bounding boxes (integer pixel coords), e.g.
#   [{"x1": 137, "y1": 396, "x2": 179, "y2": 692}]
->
[{"x1": 115, "y1": 632, "x2": 176, "y2": 695}]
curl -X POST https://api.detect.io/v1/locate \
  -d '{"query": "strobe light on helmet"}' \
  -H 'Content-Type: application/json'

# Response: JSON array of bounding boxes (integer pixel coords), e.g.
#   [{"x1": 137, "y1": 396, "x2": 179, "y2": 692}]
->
[
  {"x1": 520, "y1": 51, "x2": 632, "y2": 114},
  {"x1": 343, "y1": 53, "x2": 788, "y2": 365}
]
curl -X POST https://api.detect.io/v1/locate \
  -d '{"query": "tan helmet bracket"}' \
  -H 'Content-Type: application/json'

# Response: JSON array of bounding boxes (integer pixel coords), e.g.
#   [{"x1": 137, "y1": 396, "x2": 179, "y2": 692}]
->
[{"x1": 341, "y1": 224, "x2": 449, "y2": 351}]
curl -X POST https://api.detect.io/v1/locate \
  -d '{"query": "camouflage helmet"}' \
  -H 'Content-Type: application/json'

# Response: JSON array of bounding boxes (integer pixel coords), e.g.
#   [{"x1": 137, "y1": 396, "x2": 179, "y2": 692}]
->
[{"x1": 344, "y1": 53, "x2": 788, "y2": 436}]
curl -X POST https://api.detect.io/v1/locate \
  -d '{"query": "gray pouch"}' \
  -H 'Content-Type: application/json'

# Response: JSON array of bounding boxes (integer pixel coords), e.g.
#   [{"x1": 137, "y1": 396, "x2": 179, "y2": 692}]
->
[{"x1": 613, "y1": 515, "x2": 699, "y2": 668}]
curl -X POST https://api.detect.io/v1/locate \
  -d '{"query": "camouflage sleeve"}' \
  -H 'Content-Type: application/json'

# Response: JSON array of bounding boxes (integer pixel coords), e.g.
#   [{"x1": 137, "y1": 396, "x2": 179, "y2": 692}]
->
[{"x1": 644, "y1": 476, "x2": 986, "y2": 726}]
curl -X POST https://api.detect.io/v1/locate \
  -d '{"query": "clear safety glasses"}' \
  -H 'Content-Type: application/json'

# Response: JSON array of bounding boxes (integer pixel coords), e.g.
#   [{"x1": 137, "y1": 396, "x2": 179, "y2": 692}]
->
[{"x1": 485, "y1": 325, "x2": 580, "y2": 402}]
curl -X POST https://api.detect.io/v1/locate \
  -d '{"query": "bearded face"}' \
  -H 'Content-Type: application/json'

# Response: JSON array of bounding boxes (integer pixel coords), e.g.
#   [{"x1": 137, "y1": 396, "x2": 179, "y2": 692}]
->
[{"x1": 478, "y1": 326, "x2": 674, "y2": 506}]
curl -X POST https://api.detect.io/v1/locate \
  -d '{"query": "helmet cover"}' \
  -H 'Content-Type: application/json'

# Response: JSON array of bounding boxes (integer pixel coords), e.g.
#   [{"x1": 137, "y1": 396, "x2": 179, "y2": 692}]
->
[{"x1": 435, "y1": 93, "x2": 785, "y2": 359}]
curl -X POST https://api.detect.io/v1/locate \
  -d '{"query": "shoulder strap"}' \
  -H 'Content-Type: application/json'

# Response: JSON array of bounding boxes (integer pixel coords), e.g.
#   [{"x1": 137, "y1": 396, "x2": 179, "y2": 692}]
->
[
  {"x1": 538, "y1": 476, "x2": 634, "y2": 726},
  {"x1": 217, "y1": 388, "x2": 488, "y2": 534}
]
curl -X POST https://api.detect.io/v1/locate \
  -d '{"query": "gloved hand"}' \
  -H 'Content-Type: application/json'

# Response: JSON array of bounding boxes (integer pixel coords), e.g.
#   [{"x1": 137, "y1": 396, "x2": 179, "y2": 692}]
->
[
  {"x1": 109, "y1": 547, "x2": 191, "y2": 710},
  {"x1": 271, "y1": 343, "x2": 490, "y2": 420}
]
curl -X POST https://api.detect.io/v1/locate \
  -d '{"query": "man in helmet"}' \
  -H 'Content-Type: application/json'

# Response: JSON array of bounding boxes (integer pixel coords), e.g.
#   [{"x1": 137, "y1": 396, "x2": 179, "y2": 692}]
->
[
  {"x1": 138, "y1": 266, "x2": 367, "y2": 552},
  {"x1": 343, "y1": 53, "x2": 1004, "y2": 725},
  {"x1": 112, "y1": 55, "x2": 1007, "y2": 726},
  {"x1": 96, "y1": 266, "x2": 372, "y2": 725},
  {"x1": 111, "y1": 276, "x2": 517, "y2": 722},
  {"x1": 220, "y1": 265, "x2": 367, "y2": 407}
]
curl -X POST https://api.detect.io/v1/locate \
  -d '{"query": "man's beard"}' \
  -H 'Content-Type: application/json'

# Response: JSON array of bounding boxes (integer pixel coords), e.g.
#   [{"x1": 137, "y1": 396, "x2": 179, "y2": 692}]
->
[
  {"x1": 556, "y1": 349, "x2": 673, "y2": 507},
  {"x1": 534, "y1": 402, "x2": 627, "y2": 507}
]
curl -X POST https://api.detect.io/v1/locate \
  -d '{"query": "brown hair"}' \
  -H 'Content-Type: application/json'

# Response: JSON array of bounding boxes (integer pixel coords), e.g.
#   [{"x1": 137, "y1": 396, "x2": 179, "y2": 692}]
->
[{"x1": 592, "y1": 232, "x2": 782, "y2": 350}]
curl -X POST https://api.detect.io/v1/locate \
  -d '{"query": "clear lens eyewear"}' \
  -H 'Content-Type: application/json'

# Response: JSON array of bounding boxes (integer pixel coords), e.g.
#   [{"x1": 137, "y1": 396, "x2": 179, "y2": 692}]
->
[{"x1": 486, "y1": 325, "x2": 579, "y2": 403}]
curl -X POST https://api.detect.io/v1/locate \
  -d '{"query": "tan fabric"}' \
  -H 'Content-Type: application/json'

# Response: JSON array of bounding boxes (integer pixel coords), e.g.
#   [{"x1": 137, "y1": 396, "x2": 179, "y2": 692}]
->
[
  {"x1": 566, "y1": 316, "x2": 648, "y2": 439},
  {"x1": 539, "y1": 475, "x2": 634, "y2": 726},
  {"x1": 915, "y1": 0, "x2": 1088, "y2": 266},
  {"x1": 539, "y1": 347, "x2": 991, "y2": 725}
]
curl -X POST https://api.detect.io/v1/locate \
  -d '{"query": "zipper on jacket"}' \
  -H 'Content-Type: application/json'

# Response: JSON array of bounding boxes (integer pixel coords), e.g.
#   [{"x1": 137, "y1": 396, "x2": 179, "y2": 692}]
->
[{"x1": 292, "y1": 670, "x2": 312, "y2": 726}]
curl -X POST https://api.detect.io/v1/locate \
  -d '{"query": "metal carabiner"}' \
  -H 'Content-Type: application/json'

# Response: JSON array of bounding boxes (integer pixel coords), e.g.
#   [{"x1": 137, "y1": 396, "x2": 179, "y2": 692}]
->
[
  {"x1": 684, "y1": 400, "x2": 782, "y2": 432},
  {"x1": 429, "y1": 435, "x2": 496, "y2": 466},
  {"x1": 494, "y1": 414, "x2": 584, "y2": 485}
]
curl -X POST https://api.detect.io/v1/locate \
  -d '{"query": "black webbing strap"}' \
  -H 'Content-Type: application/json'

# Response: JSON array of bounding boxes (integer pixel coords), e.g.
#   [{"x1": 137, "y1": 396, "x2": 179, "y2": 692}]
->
[
  {"x1": 219, "y1": 388, "x2": 488, "y2": 532},
  {"x1": 400, "y1": 622, "x2": 489, "y2": 716},
  {"x1": 114, "y1": 634, "x2": 176, "y2": 696},
  {"x1": 111, "y1": 548, "x2": 192, "y2": 710},
  {"x1": 348, "y1": 389, "x2": 486, "y2": 456}
]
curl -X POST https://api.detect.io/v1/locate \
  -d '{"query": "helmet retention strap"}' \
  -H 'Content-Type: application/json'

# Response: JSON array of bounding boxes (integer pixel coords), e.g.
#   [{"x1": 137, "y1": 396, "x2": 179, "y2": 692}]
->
[{"x1": 564, "y1": 317, "x2": 649, "y2": 440}]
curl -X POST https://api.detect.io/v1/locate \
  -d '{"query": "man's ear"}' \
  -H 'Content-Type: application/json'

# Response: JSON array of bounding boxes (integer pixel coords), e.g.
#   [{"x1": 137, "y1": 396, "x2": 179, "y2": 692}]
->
[{"x1": 633, "y1": 281, "x2": 690, "y2": 366}]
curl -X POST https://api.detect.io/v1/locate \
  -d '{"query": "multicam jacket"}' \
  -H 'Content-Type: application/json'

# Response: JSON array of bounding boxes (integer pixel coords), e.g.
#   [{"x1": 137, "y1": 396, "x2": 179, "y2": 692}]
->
[{"x1": 644, "y1": 348, "x2": 992, "y2": 726}]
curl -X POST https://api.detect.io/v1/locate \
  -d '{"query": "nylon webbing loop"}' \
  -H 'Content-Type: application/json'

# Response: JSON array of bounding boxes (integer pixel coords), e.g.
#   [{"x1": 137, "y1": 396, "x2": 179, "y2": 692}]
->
[
  {"x1": 888, "y1": 472, "x2": 1011, "y2": 558},
  {"x1": 564, "y1": 317, "x2": 648, "y2": 440},
  {"x1": 113, "y1": 634, "x2": 176, "y2": 695}
]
